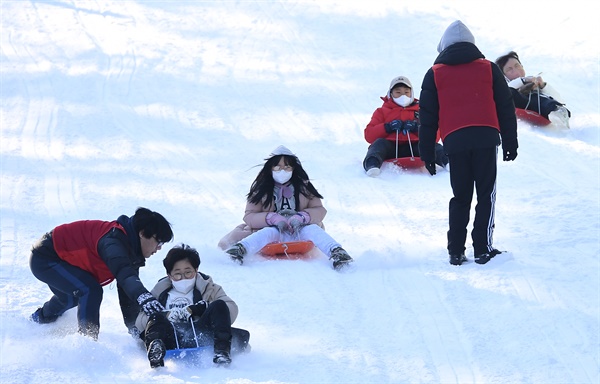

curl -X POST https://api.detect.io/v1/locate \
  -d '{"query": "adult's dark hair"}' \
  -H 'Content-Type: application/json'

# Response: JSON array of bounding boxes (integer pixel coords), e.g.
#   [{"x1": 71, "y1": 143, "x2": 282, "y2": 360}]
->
[
  {"x1": 163, "y1": 243, "x2": 200, "y2": 274},
  {"x1": 132, "y1": 207, "x2": 174, "y2": 244},
  {"x1": 495, "y1": 51, "x2": 520, "y2": 73},
  {"x1": 247, "y1": 154, "x2": 323, "y2": 209}
]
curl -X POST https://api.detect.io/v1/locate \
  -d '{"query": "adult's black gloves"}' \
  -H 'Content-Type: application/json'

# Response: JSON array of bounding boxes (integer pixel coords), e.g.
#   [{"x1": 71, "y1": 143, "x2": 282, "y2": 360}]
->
[
  {"x1": 503, "y1": 148, "x2": 518, "y2": 161},
  {"x1": 425, "y1": 162, "x2": 437, "y2": 176}
]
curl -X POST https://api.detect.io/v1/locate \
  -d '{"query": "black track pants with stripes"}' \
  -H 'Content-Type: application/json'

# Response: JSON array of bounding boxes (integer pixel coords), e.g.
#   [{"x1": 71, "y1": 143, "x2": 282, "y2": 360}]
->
[{"x1": 447, "y1": 147, "x2": 498, "y2": 256}]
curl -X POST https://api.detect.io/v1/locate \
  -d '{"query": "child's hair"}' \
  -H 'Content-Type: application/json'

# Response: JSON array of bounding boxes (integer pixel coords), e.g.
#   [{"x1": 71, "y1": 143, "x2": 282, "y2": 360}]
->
[
  {"x1": 132, "y1": 207, "x2": 174, "y2": 244},
  {"x1": 247, "y1": 154, "x2": 323, "y2": 209},
  {"x1": 162, "y1": 243, "x2": 200, "y2": 274}
]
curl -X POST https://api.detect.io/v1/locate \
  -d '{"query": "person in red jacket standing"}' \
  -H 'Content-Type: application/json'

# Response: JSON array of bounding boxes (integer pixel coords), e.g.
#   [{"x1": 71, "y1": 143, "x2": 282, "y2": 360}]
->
[
  {"x1": 418, "y1": 20, "x2": 518, "y2": 266},
  {"x1": 363, "y1": 75, "x2": 448, "y2": 177},
  {"x1": 29, "y1": 207, "x2": 174, "y2": 339}
]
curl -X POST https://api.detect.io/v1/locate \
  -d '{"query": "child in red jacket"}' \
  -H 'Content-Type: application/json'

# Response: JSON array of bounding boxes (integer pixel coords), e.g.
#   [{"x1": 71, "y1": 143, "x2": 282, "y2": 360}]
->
[{"x1": 363, "y1": 75, "x2": 447, "y2": 177}]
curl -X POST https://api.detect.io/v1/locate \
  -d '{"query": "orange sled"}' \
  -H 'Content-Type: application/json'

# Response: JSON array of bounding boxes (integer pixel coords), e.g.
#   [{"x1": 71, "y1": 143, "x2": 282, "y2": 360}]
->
[{"x1": 259, "y1": 240, "x2": 315, "y2": 259}]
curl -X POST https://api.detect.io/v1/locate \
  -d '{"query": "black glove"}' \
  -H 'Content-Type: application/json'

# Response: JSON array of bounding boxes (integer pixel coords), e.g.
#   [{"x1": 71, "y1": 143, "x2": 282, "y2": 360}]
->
[
  {"x1": 384, "y1": 120, "x2": 403, "y2": 134},
  {"x1": 503, "y1": 148, "x2": 518, "y2": 161},
  {"x1": 137, "y1": 292, "x2": 164, "y2": 316},
  {"x1": 187, "y1": 300, "x2": 209, "y2": 317},
  {"x1": 402, "y1": 120, "x2": 419, "y2": 134},
  {"x1": 425, "y1": 162, "x2": 437, "y2": 176}
]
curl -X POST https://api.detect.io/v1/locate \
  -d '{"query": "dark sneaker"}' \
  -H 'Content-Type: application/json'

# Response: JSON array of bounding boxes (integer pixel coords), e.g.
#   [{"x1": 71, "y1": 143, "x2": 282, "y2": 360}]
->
[
  {"x1": 365, "y1": 157, "x2": 381, "y2": 177},
  {"x1": 329, "y1": 247, "x2": 353, "y2": 270},
  {"x1": 147, "y1": 339, "x2": 166, "y2": 368},
  {"x1": 474, "y1": 249, "x2": 502, "y2": 265},
  {"x1": 435, "y1": 145, "x2": 449, "y2": 168},
  {"x1": 489, "y1": 249, "x2": 502, "y2": 257},
  {"x1": 30, "y1": 307, "x2": 58, "y2": 324},
  {"x1": 436, "y1": 154, "x2": 449, "y2": 168},
  {"x1": 449, "y1": 253, "x2": 467, "y2": 266},
  {"x1": 226, "y1": 243, "x2": 246, "y2": 264},
  {"x1": 213, "y1": 351, "x2": 232, "y2": 365}
]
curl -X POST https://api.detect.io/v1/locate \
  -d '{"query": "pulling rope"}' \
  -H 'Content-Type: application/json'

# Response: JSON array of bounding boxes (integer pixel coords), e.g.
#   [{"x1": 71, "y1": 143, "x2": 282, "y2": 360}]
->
[
  {"x1": 282, "y1": 243, "x2": 290, "y2": 259},
  {"x1": 189, "y1": 316, "x2": 200, "y2": 348},
  {"x1": 523, "y1": 74, "x2": 543, "y2": 115},
  {"x1": 406, "y1": 130, "x2": 416, "y2": 160}
]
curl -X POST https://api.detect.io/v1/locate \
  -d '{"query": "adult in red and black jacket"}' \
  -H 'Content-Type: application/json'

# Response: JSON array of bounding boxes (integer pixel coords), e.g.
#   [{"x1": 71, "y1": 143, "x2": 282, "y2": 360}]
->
[
  {"x1": 418, "y1": 20, "x2": 518, "y2": 266},
  {"x1": 29, "y1": 207, "x2": 174, "y2": 339}
]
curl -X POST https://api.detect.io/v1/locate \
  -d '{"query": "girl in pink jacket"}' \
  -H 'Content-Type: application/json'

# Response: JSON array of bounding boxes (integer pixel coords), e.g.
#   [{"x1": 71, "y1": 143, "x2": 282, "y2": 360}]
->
[{"x1": 218, "y1": 145, "x2": 353, "y2": 270}]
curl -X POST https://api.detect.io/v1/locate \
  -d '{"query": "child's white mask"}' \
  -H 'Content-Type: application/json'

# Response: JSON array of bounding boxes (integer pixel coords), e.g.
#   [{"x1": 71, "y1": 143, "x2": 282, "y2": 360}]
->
[
  {"x1": 171, "y1": 277, "x2": 195, "y2": 294},
  {"x1": 273, "y1": 170, "x2": 292, "y2": 184},
  {"x1": 394, "y1": 95, "x2": 413, "y2": 107}
]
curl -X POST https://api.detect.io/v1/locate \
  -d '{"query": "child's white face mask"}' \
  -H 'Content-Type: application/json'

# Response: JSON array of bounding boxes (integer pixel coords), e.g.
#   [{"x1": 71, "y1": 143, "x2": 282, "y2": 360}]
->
[
  {"x1": 394, "y1": 95, "x2": 413, "y2": 107},
  {"x1": 273, "y1": 170, "x2": 292, "y2": 184},
  {"x1": 171, "y1": 277, "x2": 195, "y2": 294}
]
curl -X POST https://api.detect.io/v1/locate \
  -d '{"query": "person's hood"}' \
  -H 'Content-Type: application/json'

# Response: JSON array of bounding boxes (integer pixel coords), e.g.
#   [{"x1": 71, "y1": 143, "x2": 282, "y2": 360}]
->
[
  {"x1": 268, "y1": 145, "x2": 295, "y2": 158},
  {"x1": 437, "y1": 20, "x2": 475, "y2": 53}
]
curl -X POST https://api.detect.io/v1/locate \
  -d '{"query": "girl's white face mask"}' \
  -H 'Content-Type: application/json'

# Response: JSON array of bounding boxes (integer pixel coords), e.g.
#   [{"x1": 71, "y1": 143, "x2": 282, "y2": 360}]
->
[
  {"x1": 273, "y1": 170, "x2": 292, "y2": 184},
  {"x1": 171, "y1": 277, "x2": 195, "y2": 294},
  {"x1": 394, "y1": 95, "x2": 413, "y2": 107}
]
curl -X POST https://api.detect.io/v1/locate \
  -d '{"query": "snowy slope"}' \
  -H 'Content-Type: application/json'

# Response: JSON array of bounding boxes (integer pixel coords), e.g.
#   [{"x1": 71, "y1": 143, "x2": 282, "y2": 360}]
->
[{"x1": 1, "y1": 1, "x2": 599, "y2": 383}]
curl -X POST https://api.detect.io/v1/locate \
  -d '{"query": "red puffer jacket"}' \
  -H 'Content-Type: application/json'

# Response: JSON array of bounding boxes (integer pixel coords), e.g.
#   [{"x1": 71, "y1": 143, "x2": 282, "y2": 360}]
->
[
  {"x1": 364, "y1": 97, "x2": 440, "y2": 144},
  {"x1": 52, "y1": 220, "x2": 125, "y2": 285}
]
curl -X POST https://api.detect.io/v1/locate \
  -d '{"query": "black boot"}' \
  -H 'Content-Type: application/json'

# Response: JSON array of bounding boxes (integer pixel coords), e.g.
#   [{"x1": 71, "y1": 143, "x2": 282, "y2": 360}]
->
[
  {"x1": 449, "y1": 253, "x2": 467, "y2": 266},
  {"x1": 213, "y1": 331, "x2": 232, "y2": 365},
  {"x1": 147, "y1": 339, "x2": 166, "y2": 368}
]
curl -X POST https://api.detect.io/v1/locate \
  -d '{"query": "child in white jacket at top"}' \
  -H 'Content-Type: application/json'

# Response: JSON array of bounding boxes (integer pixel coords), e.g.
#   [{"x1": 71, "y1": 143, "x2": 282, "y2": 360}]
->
[{"x1": 218, "y1": 145, "x2": 353, "y2": 270}]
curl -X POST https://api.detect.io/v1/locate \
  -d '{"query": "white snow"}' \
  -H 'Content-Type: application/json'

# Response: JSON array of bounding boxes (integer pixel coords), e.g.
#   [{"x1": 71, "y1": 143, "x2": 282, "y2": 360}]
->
[{"x1": 1, "y1": 1, "x2": 599, "y2": 383}]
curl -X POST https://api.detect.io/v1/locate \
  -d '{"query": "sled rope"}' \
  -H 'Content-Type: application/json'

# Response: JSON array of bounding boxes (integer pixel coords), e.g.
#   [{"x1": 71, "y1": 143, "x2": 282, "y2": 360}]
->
[
  {"x1": 524, "y1": 74, "x2": 542, "y2": 115},
  {"x1": 282, "y1": 243, "x2": 290, "y2": 259},
  {"x1": 406, "y1": 129, "x2": 415, "y2": 160},
  {"x1": 189, "y1": 317, "x2": 200, "y2": 348},
  {"x1": 171, "y1": 322, "x2": 181, "y2": 350}
]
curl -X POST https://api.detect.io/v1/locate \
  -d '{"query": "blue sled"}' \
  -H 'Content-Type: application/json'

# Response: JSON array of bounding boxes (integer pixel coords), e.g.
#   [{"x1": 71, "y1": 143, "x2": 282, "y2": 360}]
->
[
  {"x1": 163, "y1": 325, "x2": 250, "y2": 363},
  {"x1": 165, "y1": 345, "x2": 212, "y2": 363}
]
